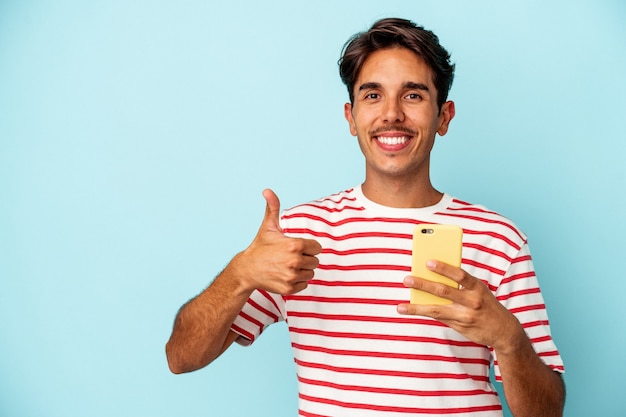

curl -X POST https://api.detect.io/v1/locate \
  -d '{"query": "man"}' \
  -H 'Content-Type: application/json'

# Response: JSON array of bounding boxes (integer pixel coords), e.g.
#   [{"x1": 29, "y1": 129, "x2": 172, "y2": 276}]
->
[{"x1": 166, "y1": 18, "x2": 565, "y2": 416}]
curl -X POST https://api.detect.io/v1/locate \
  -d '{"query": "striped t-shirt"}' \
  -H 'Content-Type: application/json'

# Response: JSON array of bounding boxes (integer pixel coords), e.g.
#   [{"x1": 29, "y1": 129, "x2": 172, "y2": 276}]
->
[{"x1": 232, "y1": 186, "x2": 564, "y2": 416}]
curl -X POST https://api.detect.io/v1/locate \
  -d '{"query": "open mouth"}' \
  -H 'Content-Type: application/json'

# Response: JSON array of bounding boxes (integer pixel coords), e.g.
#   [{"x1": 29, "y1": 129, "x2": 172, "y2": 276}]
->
[{"x1": 376, "y1": 136, "x2": 410, "y2": 146}]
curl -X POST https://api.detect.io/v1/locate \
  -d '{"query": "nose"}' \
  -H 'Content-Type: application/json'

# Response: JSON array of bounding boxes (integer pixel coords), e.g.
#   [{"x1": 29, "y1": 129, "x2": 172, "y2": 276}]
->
[{"x1": 382, "y1": 97, "x2": 405, "y2": 123}]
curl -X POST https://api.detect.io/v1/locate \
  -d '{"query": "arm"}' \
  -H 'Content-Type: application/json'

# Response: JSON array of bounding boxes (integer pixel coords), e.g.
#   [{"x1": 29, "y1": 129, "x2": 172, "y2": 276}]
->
[
  {"x1": 165, "y1": 257, "x2": 256, "y2": 374},
  {"x1": 495, "y1": 320, "x2": 565, "y2": 417},
  {"x1": 165, "y1": 189, "x2": 322, "y2": 374},
  {"x1": 398, "y1": 261, "x2": 565, "y2": 417}
]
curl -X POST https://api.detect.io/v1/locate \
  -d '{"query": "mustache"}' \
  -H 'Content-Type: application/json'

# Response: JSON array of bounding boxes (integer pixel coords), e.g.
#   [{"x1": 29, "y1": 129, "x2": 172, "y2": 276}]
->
[{"x1": 369, "y1": 125, "x2": 417, "y2": 136}]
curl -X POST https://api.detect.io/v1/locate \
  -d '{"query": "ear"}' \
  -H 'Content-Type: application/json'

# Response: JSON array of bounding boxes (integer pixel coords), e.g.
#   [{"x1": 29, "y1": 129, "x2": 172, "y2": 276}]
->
[
  {"x1": 436, "y1": 101, "x2": 456, "y2": 136},
  {"x1": 344, "y1": 103, "x2": 357, "y2": 136}
]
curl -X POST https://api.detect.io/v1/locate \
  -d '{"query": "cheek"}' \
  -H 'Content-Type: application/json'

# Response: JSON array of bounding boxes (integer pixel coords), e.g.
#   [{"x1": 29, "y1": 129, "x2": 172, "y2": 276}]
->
[
  {"x1": 409, "y1": 115, "x2": 439, "y2": 135},
  {"x1": 350, "y1": 110, "x2": 376, "y2": 137}
]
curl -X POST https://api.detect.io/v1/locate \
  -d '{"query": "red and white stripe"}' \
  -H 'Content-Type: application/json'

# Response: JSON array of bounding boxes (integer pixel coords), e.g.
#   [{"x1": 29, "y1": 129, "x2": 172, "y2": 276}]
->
[{"x1": 232, "y1": 186, "x2": 564, "y2": 416}]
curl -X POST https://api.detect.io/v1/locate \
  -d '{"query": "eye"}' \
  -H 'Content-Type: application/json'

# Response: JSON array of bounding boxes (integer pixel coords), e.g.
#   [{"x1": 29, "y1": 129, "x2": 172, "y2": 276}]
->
[
  {"x1": 405, "y1": 92, "x2": 423, "y2": 100},
  {"x1": 365, "y1": 92, "x2": 380, "y2": 100}
]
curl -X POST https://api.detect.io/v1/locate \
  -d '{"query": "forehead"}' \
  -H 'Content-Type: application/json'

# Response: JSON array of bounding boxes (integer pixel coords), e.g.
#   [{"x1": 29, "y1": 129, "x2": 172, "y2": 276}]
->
[{"x1": 356, "y1": 47, "x2": 435, "y2": 89}]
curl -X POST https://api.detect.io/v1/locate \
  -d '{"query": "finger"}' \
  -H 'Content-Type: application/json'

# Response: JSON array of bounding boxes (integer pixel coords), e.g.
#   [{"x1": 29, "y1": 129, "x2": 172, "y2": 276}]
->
[
  {"x1": 397, "y1": 302, "x2": 452, "y2": 319},
  {"x1": 261, "y1": 188, "x2": 282, "y2": 232},
  {"x1": 426, "y1": 259, "x2": 473, "y2": 289},
  {"x1": 404, "y1": 275, "x2": 459, "y2": 303},
  {"x1": 302, "y1": 238, "x2": 323, "y2": 256},
  {"x1": 285, "y1": 279, "x2": 311, "y2": 295},
  {"x1": 299, "y1": 253, "x2": 320, "y2": 270}
]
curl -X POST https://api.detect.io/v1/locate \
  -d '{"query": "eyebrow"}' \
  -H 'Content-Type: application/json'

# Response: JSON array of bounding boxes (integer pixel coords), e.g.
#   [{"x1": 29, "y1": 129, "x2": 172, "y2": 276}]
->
[
  {"x1": 358, "y1": 81, "x2": 430, "y2": 91},
  {"x1": 404, "y1": 81, "x2": 429, "y2": 91},
  {"x1": 358, "y1": 82, "x2": 382, "y2": 91}
]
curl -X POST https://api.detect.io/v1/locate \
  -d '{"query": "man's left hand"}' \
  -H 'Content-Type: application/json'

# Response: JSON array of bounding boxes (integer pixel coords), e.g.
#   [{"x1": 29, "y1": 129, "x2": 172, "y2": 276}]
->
[{"x1": 397, "y1": 260, "x2": 524, "y2": 352}]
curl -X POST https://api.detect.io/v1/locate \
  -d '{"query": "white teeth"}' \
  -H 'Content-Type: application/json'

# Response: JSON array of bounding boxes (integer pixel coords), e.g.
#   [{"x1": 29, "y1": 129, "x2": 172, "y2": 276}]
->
[{"x1": 377, "y1": 136, "x2": 408, "y2": 145}]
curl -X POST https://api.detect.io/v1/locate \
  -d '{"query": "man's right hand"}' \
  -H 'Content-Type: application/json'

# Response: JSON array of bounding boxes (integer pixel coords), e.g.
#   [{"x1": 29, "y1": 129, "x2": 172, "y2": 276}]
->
[
  {"x1": 166, "y1": 189, "x2": 322, "y2": 373},
  {"x1": 233, "y1": 188, "x2": 322, "y2": 295}
]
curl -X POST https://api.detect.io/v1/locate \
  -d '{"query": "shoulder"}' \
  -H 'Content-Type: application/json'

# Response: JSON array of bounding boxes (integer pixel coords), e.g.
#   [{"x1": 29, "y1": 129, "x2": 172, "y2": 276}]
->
[
  {"x1": 278, "y1": 188, "x2": 370, "y2": 236},
  {"x1": 439, "y1": 196, "x2": 528, "y2": 250},
  {"x1": 282, "y1": 187, "x2": 365, "y2": 218}
]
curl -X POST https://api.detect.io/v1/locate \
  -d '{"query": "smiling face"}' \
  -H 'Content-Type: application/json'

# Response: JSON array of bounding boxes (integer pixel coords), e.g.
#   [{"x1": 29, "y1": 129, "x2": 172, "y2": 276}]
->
[{"x1": 344, "y1": 47, "x2": 455, "y2": 198}]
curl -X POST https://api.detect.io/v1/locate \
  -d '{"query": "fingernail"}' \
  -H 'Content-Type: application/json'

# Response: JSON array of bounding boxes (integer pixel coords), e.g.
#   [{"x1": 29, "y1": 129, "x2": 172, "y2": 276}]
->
[
  {"x1": 404, "y1": 276, "x2": 414, "y2": 286},
  {"x1": 397, "y1": 305, "x2": 408, "y2": 314},
  {"x1": 426, "y1": 260, "x2": 436, "y2": 269}
]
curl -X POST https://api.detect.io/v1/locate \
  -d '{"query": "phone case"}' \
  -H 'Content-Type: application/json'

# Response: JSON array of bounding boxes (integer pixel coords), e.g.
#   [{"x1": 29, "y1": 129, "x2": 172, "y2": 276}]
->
[{"x1": 410, "y1": 224, "x2": 463, "y2": 305}]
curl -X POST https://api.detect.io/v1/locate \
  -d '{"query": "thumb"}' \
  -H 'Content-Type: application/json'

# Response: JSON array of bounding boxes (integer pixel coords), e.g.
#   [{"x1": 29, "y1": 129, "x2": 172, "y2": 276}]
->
[{"x1": 261, "y1": 188, "x2": 282, "y2": 232}]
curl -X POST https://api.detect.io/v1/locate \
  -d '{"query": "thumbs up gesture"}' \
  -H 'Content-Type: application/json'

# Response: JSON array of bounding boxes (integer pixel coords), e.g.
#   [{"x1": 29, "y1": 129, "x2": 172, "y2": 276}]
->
[{"x1": 233, "y1": 189, "x2": 322, "y2": 295}]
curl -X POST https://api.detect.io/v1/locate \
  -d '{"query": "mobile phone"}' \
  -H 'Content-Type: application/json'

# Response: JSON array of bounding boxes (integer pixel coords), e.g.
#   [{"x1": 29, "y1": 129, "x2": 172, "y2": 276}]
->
[{"x1": 410, "y1": 224, "x2": 463, "y2": 305}]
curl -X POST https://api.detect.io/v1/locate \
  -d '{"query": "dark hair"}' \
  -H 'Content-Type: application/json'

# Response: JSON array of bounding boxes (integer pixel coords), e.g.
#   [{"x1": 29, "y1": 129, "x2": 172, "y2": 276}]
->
[{"x1": 338, "y1": 18, "x2": 455, "y2": 110}]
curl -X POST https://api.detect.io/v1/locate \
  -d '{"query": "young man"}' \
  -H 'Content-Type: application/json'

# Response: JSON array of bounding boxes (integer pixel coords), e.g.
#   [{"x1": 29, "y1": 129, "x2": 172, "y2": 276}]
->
[{"x1": 166, "y1": 18, "x2": 565, "y2": 416}]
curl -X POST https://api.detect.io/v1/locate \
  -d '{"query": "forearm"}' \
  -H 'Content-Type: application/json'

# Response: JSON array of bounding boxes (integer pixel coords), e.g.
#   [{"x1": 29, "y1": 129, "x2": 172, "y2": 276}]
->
[
  {"x1": 496, "y1": 323, "x2": 565, "y2": 417},
  {"x1": 165, "y1": 254, "x2": 253, "y2": 374},
  {"x1": 165, "y1": 190, "x2": 321, "y2": 373}
]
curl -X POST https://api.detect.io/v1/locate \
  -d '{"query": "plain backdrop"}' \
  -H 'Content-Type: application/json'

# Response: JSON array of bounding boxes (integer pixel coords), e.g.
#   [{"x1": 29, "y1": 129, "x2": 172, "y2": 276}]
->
[{"x1": 1, "y1": 1, "x2": 625, "y2": 416}]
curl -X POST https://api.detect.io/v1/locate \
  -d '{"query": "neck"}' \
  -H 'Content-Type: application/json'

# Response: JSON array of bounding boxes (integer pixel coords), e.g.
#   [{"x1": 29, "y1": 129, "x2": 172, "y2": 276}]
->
[{"x1": 361, "y1": 177, "x2": 443, "y2": 208}]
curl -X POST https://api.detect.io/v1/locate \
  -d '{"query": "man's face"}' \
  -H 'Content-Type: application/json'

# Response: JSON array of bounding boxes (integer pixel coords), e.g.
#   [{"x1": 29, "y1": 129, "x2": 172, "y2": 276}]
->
[{"x1": 344, "y1": 47, "x2": 454, "y2": 183}]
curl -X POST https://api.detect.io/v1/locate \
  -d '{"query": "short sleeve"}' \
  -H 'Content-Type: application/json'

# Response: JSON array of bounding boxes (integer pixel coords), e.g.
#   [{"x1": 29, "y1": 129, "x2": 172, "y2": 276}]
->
[
  {"x1": 492, "y1": 242, "x2": 565, "y2": 379},
  {"x1": 231, "y1": 289, "x2": 286, "y2": 346}
]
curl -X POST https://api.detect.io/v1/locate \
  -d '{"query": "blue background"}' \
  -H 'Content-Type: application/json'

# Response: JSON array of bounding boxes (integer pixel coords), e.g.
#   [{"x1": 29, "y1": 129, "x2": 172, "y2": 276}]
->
[{"x1": 1, "y1": 1, "x2": 624, "y2": 416}]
